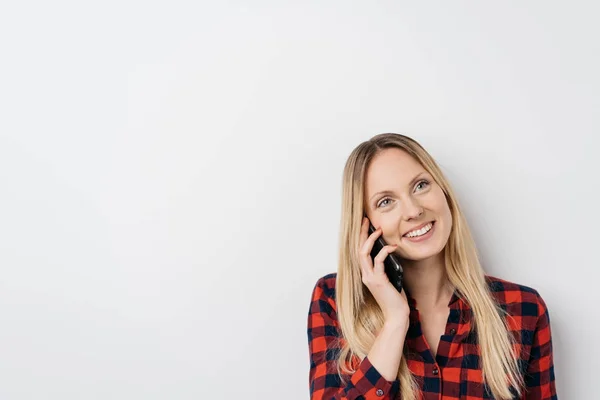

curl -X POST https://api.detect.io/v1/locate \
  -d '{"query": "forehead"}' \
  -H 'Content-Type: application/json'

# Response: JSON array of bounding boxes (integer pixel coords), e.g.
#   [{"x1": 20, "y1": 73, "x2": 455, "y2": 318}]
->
[{"x1": 364, "y1": 148, "x2": 425, "y2": 193}]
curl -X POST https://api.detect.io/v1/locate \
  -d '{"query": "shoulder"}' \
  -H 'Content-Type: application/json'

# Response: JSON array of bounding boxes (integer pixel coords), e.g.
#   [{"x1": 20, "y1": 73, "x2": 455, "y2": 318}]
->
[
  {"x1": 313, "y1": 272, "x2": 337, "y2": 292},
  {"x1": 484, "y1": 275, "x2": 550, "y2": 319},
  {"x1": 308, "y1": 272, "x2": 338, "y2": 312},
  {"x1": 484, "y1": 274, "x2": 541, "y2": 300},
  {"x1": 311, "y1": 272, "x2": 338, "y2": 299}
]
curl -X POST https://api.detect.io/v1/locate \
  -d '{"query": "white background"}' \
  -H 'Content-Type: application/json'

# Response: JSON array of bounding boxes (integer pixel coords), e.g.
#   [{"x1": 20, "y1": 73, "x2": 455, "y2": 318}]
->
[{"x1": 0, "y1": 1, "x2": 597, "y2": 399}]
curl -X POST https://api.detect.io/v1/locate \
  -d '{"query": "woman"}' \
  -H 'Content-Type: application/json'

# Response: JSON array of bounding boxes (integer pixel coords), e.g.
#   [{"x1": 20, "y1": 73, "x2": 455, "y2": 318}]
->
[{"x1": 307, "y1": 133, "x2": 557, "y2": 399}]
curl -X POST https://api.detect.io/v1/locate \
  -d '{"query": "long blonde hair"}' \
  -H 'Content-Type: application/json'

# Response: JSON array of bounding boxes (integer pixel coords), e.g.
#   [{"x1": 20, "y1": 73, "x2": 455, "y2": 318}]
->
[{"x1": 335, "y1": 133, "x2": 524, "y2": 399}]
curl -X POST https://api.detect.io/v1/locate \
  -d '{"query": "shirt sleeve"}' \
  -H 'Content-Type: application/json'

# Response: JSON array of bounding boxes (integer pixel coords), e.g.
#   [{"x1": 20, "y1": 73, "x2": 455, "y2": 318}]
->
[
  {"x1": 524, "y1": 291, "x2": 558, "y2": 399},
  {"x1": 307, "y1": 275, "x2": 401, "y2": 400}
]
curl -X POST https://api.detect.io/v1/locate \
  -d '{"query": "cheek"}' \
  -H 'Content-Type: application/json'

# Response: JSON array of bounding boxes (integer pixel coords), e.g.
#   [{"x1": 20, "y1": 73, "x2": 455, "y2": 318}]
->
[
  {"x1": 440, "y1": 207, "x2": 453, "y2": 236},
  {"x1": 440, "y1": 201, "x2": 452, "y2": 220},
  {"x1": 429, "y1": 192, "x2": 450, "y2": 217},
  {"x1": 431, "y1": 195, "x2": 452, "y2": 230}
]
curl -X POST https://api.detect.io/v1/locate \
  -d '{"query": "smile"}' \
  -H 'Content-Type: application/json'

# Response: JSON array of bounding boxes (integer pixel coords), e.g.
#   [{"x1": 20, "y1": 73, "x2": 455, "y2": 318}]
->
[{"x1": 403, "y1": 221, "x2": 436, "y2": 242}]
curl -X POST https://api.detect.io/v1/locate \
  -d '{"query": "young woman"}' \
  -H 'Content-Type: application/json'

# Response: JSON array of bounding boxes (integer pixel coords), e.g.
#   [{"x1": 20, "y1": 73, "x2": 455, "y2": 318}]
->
[{"x1": 307, "y1": 133, "x2": 557, "y2": 399}]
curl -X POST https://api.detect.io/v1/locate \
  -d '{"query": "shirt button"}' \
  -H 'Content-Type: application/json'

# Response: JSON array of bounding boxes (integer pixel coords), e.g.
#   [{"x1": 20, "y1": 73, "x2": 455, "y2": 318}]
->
[
  {"x1": 450, "y1": 328, "x2": 456, "y2": 335},
  {"x1": 433, "y1": 366, "x2": 439, "y2": 375},
  {"x1": 376, "y1": 388, "x2": 384, "y2": 396}
]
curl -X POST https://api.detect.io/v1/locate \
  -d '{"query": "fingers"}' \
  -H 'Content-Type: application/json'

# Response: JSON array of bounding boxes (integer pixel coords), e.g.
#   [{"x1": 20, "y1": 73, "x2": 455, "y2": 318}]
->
[
  {"x1": 359, "y1": 217, "x2": 379, "y2": 277},
  {"x1": 359, "y1": 217, "x2": 398, "y2": 279},
  {"x1": 359, "y1": 218, "x2": 380, "y2": 259},
  {"x1": 373, "y1": 244, "x2": 398, "y2": 274}
]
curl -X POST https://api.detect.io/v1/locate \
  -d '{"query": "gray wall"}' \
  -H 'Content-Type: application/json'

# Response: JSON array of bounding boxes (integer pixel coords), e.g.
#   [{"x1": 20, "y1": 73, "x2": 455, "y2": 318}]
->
[{"x1": 1, "y1": 1, "x2": 597, "y2": 399}]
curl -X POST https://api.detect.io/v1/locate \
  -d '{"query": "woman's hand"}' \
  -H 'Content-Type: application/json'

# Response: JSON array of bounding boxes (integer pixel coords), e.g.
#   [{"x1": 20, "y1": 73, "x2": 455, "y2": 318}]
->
[{"x1": 359, "y1": 217, "x2": 410, "y2": 329}]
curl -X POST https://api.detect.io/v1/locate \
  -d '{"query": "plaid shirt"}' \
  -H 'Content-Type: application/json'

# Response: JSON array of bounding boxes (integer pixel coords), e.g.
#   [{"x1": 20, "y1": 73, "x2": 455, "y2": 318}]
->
[{"x1": 307, "y1": 273, "x2": 557, "y2": 400}]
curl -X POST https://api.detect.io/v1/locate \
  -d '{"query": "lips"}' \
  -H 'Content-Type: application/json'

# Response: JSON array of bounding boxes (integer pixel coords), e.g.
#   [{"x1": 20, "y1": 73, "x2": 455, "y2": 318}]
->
[{"x1": 403, "y1": 221, "x2": 435, "y2": 237}]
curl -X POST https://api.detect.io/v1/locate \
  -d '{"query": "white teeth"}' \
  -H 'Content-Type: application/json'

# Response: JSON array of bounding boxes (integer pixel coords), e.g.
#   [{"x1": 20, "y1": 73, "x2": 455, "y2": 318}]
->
[{"x1": 405, "y1": 222, "x2": 433, "y2": 238}]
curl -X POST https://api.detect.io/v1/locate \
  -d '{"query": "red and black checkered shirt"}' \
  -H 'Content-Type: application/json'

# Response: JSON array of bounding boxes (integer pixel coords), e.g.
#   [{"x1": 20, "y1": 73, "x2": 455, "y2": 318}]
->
[{"x1": 307, "y1": 273, "x2": 557, "y2": 399}]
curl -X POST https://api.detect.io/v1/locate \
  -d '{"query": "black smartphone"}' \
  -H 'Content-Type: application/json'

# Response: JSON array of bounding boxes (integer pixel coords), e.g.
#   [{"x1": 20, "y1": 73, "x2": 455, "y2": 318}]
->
[{"x1": 367, "y1": 220, "x2": 404, "y2": 294}]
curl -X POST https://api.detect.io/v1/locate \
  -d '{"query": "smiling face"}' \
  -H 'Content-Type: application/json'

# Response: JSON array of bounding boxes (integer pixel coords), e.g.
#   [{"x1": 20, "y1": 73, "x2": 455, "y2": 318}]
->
[{"x1": 363, "y1": 147, "x2": 453, "y2": 262}]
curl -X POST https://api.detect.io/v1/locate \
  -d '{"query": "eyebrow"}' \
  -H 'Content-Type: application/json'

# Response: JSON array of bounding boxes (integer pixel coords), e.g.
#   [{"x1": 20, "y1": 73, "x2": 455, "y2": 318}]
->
[{"x1": 369, "y1": 172, "x2": 427, "y2": 202}]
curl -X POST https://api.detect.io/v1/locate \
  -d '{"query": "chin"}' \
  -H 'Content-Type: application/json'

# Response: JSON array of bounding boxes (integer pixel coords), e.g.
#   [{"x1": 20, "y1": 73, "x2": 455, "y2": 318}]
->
[
  {"x1": 399, "y1": 241, "x2": 447, "y2": 262},
  {"x1": 403, "y1": 251, "x2": 443, "y2": 262}
]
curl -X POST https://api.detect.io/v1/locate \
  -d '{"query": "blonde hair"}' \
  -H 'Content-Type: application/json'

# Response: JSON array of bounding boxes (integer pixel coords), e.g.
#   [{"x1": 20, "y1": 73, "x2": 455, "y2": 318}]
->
[{"x1": 335, "y1": 133, "x2": 524, "y2": 399}]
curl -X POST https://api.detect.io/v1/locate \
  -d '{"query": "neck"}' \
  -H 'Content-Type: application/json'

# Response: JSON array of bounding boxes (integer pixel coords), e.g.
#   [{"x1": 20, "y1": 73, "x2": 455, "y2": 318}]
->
[{"x1": 401, "y1": 250, "x2": 454, "y2": 310}]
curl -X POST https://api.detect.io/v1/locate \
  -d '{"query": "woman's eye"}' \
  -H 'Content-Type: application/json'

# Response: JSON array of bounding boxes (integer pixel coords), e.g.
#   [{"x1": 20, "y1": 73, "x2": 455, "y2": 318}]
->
[
  {"x1": 376, "y1": 181, "x2": 430, "y2": 208},
  {"x1": 377, "y1": 198, "x2": 391, "y2": 208},
  {"x1": 416, "y1": 180, "x2": 430, "y2": 191}
]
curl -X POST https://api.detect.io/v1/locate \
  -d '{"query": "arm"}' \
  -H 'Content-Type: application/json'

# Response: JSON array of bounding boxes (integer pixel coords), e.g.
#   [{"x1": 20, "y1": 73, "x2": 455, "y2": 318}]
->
[
  {"x1": 524, "y1": 292, "x2": 558, "y2": 399},
  {"x1": 307, "y1": 276, "x2": 403, "y2": 400}
]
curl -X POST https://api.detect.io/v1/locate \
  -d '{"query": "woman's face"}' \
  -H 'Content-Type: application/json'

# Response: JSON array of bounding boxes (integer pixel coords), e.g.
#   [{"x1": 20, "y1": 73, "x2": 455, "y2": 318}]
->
[{"x1": 364, "y1": 148, "x2": 452, "y2": 261}]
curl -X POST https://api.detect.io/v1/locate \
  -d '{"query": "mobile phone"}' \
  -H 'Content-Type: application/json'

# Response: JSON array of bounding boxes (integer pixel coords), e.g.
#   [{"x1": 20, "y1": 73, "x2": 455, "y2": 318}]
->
[{"x1": 367, "y1": 220, "x2": 404, "y2": 294}]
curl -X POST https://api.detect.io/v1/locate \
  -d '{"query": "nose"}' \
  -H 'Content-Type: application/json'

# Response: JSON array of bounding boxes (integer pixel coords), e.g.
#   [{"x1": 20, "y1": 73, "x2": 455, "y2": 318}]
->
[{"x1": 401, "y1": 198, "x2": 424, "y2": 221}]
